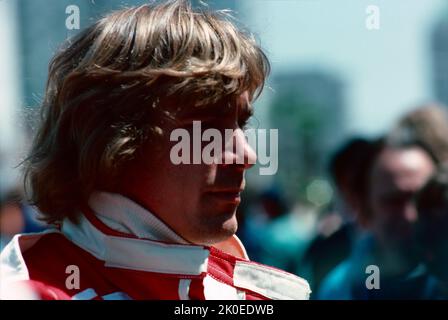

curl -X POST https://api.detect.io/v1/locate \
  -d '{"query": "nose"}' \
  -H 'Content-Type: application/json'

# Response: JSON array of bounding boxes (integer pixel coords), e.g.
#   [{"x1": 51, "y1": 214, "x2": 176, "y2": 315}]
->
[{"x1": 222, "y1": 128, "x2": 257, "y2": 169}]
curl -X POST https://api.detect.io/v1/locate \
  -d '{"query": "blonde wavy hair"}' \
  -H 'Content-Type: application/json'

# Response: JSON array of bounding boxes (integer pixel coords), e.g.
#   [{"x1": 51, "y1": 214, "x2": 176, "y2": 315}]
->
[{"x1": 24, "y1": 0, "x2": 270, "y2": 224}]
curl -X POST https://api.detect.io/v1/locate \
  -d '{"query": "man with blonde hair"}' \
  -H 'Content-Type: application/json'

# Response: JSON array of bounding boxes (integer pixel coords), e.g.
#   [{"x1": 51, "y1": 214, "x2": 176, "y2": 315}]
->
[{"x1": 1, "y1": 0, "x2": 310, "y2": 300}]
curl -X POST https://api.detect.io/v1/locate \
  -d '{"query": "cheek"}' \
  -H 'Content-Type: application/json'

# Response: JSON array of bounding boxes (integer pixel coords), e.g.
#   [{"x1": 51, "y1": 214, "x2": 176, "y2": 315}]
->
[
  {"x1": 166, "y1": 164, "x2": 210, "y2": 200},
  {"x1": 203, "y1": 164, "x2": 219, "y2": 185}
]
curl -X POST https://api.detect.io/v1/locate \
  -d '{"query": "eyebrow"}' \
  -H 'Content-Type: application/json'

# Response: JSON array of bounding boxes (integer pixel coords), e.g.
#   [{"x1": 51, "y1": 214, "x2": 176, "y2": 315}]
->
[{"x1": 178, "y1": 100, "x2": 253, "y2": 123}]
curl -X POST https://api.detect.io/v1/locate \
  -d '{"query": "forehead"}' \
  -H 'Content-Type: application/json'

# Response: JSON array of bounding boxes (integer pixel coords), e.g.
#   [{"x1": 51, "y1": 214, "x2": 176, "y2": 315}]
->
[{"x1": 371, "y1": 147, "x2": 435, "y2": 193}]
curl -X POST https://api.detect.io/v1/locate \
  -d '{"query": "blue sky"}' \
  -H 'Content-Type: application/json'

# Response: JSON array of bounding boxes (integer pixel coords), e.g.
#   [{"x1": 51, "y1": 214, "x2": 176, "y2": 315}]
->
[{"x1": 239, "y1": 0, "x2": 448, "y2": 137}]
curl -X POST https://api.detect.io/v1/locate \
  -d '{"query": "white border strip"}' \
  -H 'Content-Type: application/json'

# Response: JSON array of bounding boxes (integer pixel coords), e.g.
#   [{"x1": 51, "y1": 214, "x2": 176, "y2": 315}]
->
[
  {"x1": 233, "y1": 261, "x2": 311, "y2": 300},
  {"x1": 62, "y1": 215, "x2": 209, "y2": 275}
]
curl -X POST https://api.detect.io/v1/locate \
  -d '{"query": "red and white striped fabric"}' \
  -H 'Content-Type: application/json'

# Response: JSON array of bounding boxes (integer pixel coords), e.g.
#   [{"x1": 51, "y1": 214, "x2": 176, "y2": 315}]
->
[{"x1": 0, "y1": 192, "x2": 310, "y2": 300}]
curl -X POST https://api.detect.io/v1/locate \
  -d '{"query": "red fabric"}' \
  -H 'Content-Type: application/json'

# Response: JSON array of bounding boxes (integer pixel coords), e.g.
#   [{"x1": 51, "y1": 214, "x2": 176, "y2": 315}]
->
[
  {"x1": 20, "y1": 233, "x2": 202, "y2": 299},
  {"x1": 17, "y1": 232, "x2": 271, "y2": 300}
]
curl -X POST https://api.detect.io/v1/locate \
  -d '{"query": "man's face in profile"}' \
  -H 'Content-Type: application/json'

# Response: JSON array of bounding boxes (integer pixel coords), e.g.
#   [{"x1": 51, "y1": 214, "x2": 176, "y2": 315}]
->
[{"x1": 122, "y1": 93, "x2": 257, "y2": 245}]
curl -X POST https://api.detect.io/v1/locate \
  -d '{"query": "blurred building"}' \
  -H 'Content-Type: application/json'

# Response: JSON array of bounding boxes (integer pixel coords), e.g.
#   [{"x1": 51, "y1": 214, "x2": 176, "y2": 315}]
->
[
  {"x1": 270, "y1": 71, "x2": 346, "y2": 204},
  {"x1": 432, "y1": 12, "x2": 448, "y2": 107},
  {"x1": 1, "y1": 0, "x2": 26, "y2": 196}
]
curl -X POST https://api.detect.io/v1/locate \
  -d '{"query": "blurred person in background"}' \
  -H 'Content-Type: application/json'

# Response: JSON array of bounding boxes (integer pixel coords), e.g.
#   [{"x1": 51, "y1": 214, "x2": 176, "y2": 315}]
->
[
  {"x1": 241, "y1": 187, "x2": 316, "y2": 273},
  {"x1": 0, "y1": 187, "x2": 46, "y2": 250},
  {"x1": 318, "y1": 134, "x2": 437, "y2": 299},
  {"x1": 0, "y1": 189, "x2": 25, "y2": 250},
  {"x1": 415, "y1": 166, "x2": 448, "y2": 298},
  {"x1": 237, "y1": 187, "x2": 288, "y2": 264},
  {"x1": 318, "y1": 103, "x2": 448, "y2": 299},
  {"x1": 300, "y1": 137, "x2": 375, "y2": 295},
  {"x1": 390, "y1": 103, "x2": 448, "y2": 164}
]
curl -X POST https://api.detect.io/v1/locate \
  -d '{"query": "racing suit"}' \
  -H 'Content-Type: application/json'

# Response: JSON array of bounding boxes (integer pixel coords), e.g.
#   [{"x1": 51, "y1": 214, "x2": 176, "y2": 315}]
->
[{"x1": 0, "y1": 192, "x2": 311, "y2": 300}]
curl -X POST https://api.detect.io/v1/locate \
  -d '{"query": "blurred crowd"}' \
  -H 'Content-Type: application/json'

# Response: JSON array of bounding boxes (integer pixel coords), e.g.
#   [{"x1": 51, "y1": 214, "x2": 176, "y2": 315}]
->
[
  {"x1": 236, "y1": 103, "x2": 448, "y2": 299},
  {"x1": 3, "y1": 103, "x2": 448, "y2": 299}
]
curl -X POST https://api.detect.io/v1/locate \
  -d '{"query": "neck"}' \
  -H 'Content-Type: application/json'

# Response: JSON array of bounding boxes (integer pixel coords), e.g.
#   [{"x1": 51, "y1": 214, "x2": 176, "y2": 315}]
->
[{"x1": 374, "y1": 239, "x2": 419, "y2": 277}]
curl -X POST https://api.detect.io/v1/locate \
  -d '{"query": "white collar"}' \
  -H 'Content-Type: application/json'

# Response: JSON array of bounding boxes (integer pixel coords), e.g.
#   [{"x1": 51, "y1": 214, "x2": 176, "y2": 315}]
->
[
  {"x1": 88, "y1": 191, "x2": 189, "y2": 244},
  {"x1": 61, "y1": 209, "x2": 209, "y2": 275},
  {"x1": 60, "y1": 191, "x2": 248, "y2": 274},
  {"x1": 87, "y1": 191, "x2": 249, "y2": 259}
]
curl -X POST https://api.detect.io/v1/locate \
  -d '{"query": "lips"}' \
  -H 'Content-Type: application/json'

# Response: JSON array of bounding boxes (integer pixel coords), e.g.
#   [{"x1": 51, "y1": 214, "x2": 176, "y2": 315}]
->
[{"x1": 205, "y1": 189, "x2": 243, "y2": 204}]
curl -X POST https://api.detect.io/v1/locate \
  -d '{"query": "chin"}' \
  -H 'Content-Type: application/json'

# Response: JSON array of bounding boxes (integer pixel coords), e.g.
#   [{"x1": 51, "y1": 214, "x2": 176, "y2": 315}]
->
[
  {"x1": 193, "y1": 215, "x2": 238, "y2": 246},
  {"x1": 220, "y1": 217, "x2": 239, "y2": 237}
]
